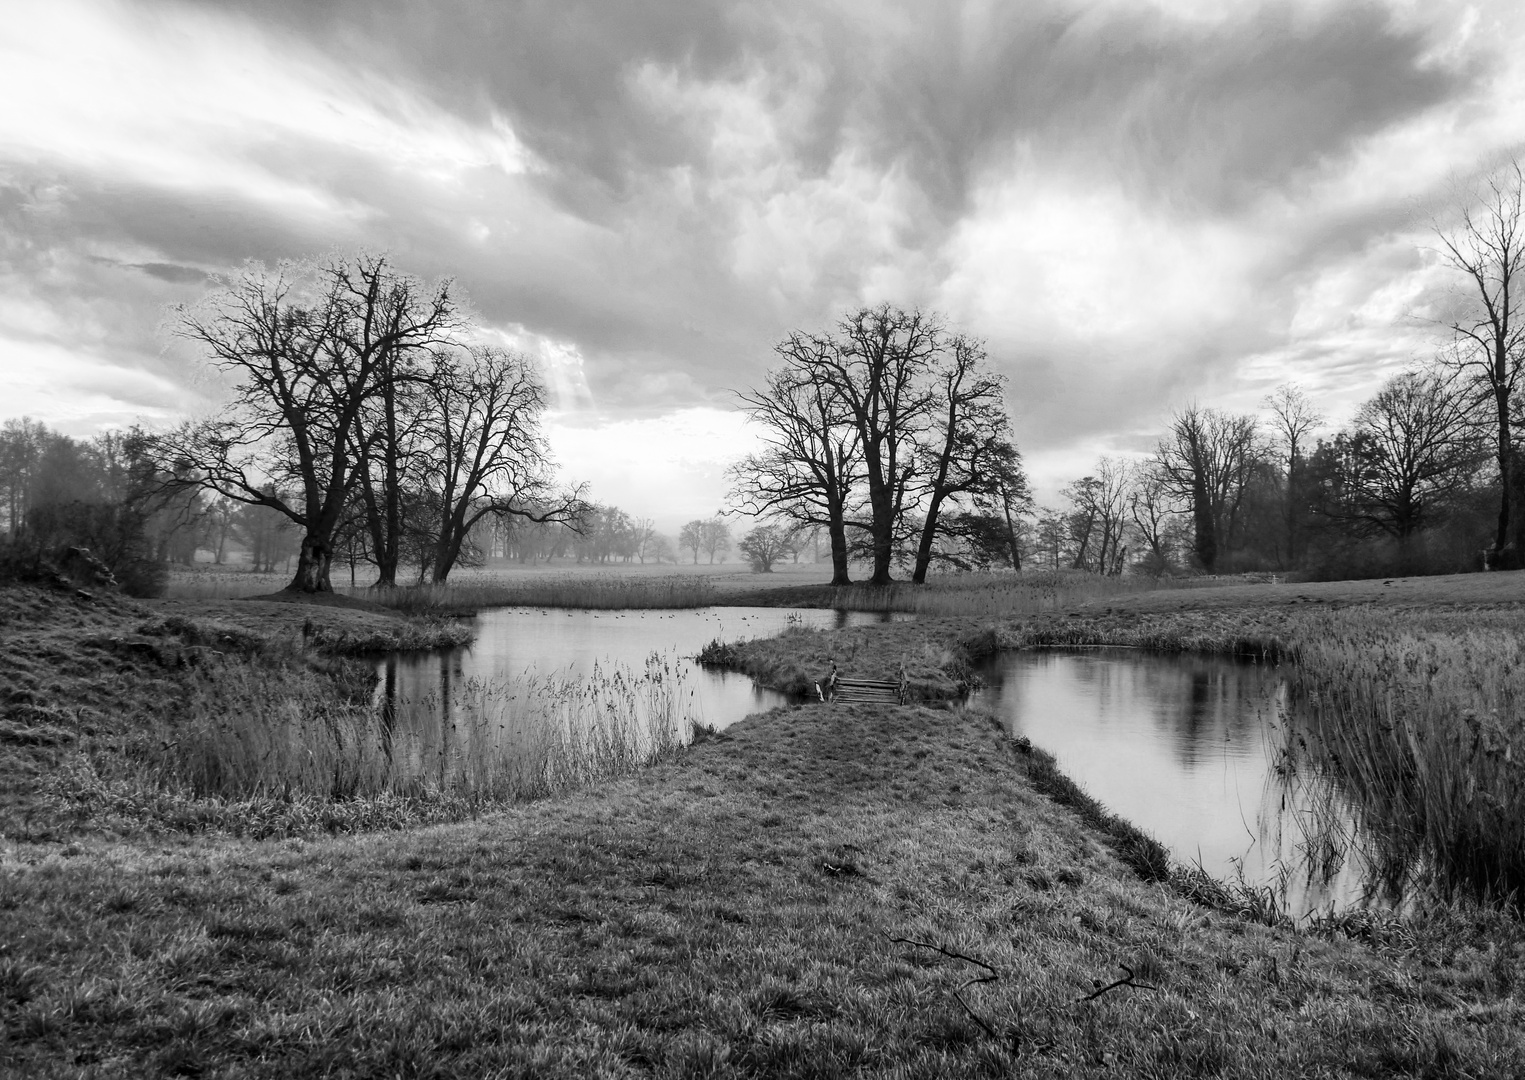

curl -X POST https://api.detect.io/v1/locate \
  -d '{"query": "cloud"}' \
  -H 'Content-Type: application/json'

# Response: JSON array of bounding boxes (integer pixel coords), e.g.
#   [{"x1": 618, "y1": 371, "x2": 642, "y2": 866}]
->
[{"x1": 3, "y1": 0, "x2": 1525, "y2": 513}]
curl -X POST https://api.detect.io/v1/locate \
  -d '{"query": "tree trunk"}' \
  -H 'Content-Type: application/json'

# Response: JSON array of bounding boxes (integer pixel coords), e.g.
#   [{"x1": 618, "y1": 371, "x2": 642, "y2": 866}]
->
[
  {"x1": 1192, "y1": 473, "x2": 1216, "y2": 572},
  {"x1": 911, "y1": 491, "x2": 949, "y2": 584},
  {"x1": 865, "y1": 471, "x2": 895, "y2": 585},
  {"x1": 826, "y1": 507, "x2": 851, "y2": 586},
  {"x1": 288, "y1": 532, "x2": 333, "y2": 593},
  {"x1": 1494, "y1": 382, "x2": 1513, "y2": 564}
]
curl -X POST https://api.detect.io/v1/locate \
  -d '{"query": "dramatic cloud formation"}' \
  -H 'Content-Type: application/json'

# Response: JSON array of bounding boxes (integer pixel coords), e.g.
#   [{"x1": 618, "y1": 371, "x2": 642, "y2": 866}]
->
[{"x1": 3, "y1": 0, "x2": 1523, "y2": 519}]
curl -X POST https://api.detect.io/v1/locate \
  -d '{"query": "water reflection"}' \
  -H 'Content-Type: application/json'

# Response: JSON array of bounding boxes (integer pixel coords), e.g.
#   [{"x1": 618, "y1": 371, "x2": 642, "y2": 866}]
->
[
  {"x1": 377, "y1": 606, "x2": 910, "y2": 746},
  {"x1": 973, "y1": 649, "x2": 1381, "y2": 917}
]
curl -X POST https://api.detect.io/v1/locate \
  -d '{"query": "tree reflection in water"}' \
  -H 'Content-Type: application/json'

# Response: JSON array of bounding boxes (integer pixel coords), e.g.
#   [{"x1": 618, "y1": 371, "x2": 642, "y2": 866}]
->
[{"x1": 974, "y1": 649, "x2": 1407, "y2": 918}]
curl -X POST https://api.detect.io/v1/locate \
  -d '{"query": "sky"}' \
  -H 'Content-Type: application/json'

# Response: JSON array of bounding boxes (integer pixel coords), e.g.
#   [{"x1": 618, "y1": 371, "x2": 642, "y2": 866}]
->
[{"x1": 3, "y1": 0, "x2": 1524, "y2": 530}]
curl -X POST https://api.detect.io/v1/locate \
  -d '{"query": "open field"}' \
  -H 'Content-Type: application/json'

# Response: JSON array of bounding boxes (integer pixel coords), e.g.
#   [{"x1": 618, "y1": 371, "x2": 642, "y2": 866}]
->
[
  {"x1": 165, "y1": 559, "x2": 838, "y2": 607},
  {"x1": 5, "y1": 571, "x2": 1525, "y2": 1075}
]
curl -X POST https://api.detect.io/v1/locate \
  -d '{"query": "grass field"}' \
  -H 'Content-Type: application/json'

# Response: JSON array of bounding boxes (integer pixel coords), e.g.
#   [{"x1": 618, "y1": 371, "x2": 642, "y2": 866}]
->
[
  {"x1": 7, "y1": 702, "x2": 1524, "y2": 1078},
  {"x1": 5, "y1": 569, "x2": 1525, "y2": 1075}
]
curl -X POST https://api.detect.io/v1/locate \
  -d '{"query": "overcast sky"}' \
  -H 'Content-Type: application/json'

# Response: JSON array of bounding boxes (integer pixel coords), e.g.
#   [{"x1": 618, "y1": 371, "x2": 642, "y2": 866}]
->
[{"x1": 3, "y1": 0, "x2": 1524, "y2": 529}]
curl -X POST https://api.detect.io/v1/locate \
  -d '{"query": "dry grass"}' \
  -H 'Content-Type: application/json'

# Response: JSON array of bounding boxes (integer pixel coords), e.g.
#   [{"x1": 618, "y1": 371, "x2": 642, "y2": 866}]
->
[
  {"x1": 4, "y1": 703, "x2": 1523, "y2": 1078},
  {"x1": 42, "y1": 650, "x2": 696, "y2": 841},
  {"x1": 1285, "y1": 615, "x2": 1525, "y2": 906},
  {"x1": 0, "y1": 586, "x2": 470, "y2": 840}
]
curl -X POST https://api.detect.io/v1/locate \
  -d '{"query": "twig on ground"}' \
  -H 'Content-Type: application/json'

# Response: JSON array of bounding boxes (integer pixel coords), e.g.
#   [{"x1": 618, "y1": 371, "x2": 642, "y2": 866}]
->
[
  {"x1": 885, "y1": 932, "x2": 1000, "y2": 1037},
  {"x1": 1075, "y1": 963, "x2": 1159, "y2": 1004}
]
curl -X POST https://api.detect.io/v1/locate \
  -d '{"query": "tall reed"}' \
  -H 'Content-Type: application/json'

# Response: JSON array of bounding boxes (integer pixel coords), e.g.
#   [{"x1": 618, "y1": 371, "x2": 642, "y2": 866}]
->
[
  {"x1": 1286, "y1": 615, "x2": 1525, "y2": 905},
  {"x1": 56, "y1": 651, "x2": 698, "y2": 836}
]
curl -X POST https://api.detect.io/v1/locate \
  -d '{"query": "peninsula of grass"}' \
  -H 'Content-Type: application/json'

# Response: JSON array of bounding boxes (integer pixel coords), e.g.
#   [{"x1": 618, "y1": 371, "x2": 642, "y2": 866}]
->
[{"x1": 6, "y1": 700, "x2": 1524, "y2": 1077}]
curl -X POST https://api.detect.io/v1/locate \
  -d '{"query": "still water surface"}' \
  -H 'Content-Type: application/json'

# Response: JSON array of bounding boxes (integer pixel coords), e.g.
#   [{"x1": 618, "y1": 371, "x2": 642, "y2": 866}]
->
[
  {"x1": 378, "y1": 606, "x2": 907, "y2": 730},
  {"x1": 974, "y1": 649, "x2": 1373, "y2": 917}
]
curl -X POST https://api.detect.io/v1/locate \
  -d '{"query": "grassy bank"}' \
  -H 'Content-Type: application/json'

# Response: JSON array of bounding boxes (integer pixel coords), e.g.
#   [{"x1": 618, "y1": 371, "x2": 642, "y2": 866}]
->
[
  {"x1": 697, "y1": 573, "x2": 1525, "y2": 908},
  {"x1": 6, "y1": 702, "x2": 1523, "y2": 1077},
  {"x1": 0, "y1": 586, "x2": 478, "y2": 841}
]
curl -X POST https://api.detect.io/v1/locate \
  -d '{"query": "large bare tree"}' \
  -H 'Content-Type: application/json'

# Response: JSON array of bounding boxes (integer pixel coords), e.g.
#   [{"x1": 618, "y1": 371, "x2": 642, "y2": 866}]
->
[
  {"x1": 345, "y1": 256, "x2": 464, "y2": 586},
  {"x1": 1155, "y1": 404, "x2": 1260, "y2": 572},
  {"x1": 415, "y1": 346, "x2": 587, "y2": 583},
  {"x1": 802, "y1": 306, "x2": 940, "y2": 585},
  {"x1": 165, "y1": 255, "x2": 459, "y2": 592},
  {"x1": 1435, "y1": 160, "x2": 1525, "y2": 566},
  {"x1": 729, "y1": 333, "x2": 862, "y2": 585}
]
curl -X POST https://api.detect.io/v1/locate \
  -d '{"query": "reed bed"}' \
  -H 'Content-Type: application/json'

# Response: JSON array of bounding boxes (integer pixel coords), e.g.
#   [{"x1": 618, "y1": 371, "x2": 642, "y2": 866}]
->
[
  {"x1": 47, "y1": 652, "x2": 698, "y2": 838},
  {"x1": 1278, "y1": 613, "x2": 1525, "y2": 906}
]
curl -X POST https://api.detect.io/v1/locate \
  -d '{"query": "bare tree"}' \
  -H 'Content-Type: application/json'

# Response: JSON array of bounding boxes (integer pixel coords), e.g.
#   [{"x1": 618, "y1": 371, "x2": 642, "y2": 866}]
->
[
  {"x1": 909, "y1": 335, "x2": 1019, "y2": 583},
  {"x1": 1262, "y1": 383, "x2": 1323, "y2": 568},
  {"x1": 0, "y1": 417, "x2": 47, "y2": 536},
  {"x1": 700, "y1": 517, "x2": 731, "y2": 564},
  {"x1": 1435, "y1": 160, "x2": 1525, "y2": 565},
  {"x1": 163, "y1": 256, "x2": 460, "y2": 592},
  {"x1": 679, "y1": 519, "x2": 705, "y2": 564},
  {"x1": 1062, "y1": 458, "x2": 1131, "y2": 574},
  {"x1": 1332, "y1": 369, "x2": 1478, "y2": 552},
  {"x1": 1128, "y1": 460, "x2": 1183, "y2": 573},
  {"x1": 415, "y1": 346, "x2": 587, "y2": 583},
  {"x1": 799, "y1": 306, "x2": 940, "y2": 584},
  {"x1": 1033, "y1": 508, "x2": 1069, "y2": 570},
  {"x1": 631, "y1": 517, "x2": 659, "y2": 564},
  {"x1": 738, "y1": 523, "x2": 795, "y2": 572},
  {"x1": 1155, "y1": 404, "x2": 1260, "y2": 572},
  {"x1": 729, "y1": 335, "x2": 862, "y2": 584}
]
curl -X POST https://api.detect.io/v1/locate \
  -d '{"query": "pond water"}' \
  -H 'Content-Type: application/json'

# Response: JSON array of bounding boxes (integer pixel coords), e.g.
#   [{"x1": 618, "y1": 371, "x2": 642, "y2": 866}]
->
[
  {"x1": 973, "y1": 649, "x2": 1378, "y2": 918},
  {"x1": 377, "y1": 606, "x2": 907, "y2": 734}
]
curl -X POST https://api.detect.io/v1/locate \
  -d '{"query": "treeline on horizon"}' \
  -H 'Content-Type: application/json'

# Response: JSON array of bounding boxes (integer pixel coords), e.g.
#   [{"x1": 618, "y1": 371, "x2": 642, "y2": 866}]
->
[
  {"x1": 0, "y1": 415, "x2": 744, "y2": 593},
  {"x1": 6, "y1": 162, "x2": 1525, "y2": 592},
  {"x1": 722, "y1": 160, "x2": 1525, "y2": 585}
]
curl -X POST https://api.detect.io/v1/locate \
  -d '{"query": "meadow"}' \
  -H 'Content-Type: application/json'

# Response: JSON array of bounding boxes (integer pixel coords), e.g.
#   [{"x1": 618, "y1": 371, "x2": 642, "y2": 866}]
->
[
  {"x1": 166, "y1": 559, "x2": 1194, "y2": 618},
  {"x1": 4, "y1": 566, "x2": 1525, "y2": 1075}
]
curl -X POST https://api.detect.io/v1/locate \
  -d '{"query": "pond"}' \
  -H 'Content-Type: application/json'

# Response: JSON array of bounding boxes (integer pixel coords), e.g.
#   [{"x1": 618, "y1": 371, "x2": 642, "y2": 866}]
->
[
  {"x1": 973, "y1": 649, "x2": 1381, "y2": 918},
  {"x1": 376, "y1": 605, "x2": 907, "y2": 738}
]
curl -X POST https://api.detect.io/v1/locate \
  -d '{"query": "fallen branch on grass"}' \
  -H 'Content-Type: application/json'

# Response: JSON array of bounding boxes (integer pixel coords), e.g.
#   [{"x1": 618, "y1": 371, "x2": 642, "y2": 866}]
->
[
  {"x1": 1075, "y1": 963, "x2": 1159, "y2": 1004},
  {"x1": 885, "y1": 932, "x2": 1000, "y2": 1037}
]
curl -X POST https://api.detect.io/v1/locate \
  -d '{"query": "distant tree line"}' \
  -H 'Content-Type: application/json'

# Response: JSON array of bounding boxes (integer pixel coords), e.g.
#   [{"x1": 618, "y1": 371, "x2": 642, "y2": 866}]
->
[
  {"x1": 1024, "y1": 161, "x2": 1525, "y2": 582},
  {"x1": 727, "y1": 305, "x2": 1029, "y2": 584},
  {"x1": 488, "y1": 508, "x2": 731, "y2": 567},
  {"x1": 0, "y1": 417, "x2": 299, "y2": 593},
  {"x1": 1032, "y1": 371, "x2": 1489, "y2": 580}
]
